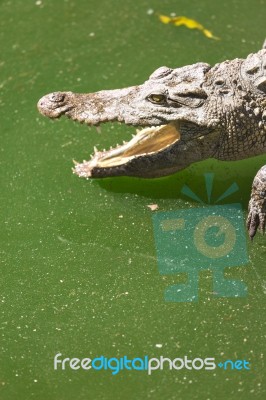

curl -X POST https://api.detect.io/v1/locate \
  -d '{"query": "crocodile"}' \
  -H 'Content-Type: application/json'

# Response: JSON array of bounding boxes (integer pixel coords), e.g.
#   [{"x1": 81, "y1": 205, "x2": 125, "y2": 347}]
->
[{"x1": 37, "y1": 41, "x2": 266, "y2": 239}]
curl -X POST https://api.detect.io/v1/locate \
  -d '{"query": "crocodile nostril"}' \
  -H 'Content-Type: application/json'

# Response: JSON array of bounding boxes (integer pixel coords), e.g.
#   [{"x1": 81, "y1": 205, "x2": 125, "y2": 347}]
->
[{"x1": 51, "y1": 92, "x2": 65, "y2": 102}]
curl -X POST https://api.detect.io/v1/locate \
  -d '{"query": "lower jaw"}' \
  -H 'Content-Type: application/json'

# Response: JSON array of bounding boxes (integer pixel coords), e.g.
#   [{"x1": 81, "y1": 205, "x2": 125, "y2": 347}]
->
[{"x1": 73, "y1": 122, "x2": 181, "y2": 178}]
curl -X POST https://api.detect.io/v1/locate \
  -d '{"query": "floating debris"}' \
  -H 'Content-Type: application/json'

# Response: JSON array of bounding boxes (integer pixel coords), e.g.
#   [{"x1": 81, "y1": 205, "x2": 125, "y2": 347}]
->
[
  {"x1": 147, "y1": 204, "x2": 159, "y2": 211},
  {"x1": 158, "y1": 14, "x2": 219, "y2": 40},
  {"x1": 147, "y1": 9, "x2": 154, "y2": 15}
]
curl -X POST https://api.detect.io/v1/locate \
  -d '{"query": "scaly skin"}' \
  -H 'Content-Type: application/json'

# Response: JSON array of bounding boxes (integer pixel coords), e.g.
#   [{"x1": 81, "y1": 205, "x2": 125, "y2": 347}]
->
[
  {"x1": 247, "y1": 166, "x2": 266, "y2": 239},
  {"x1": 37, "y1": 42, "x2": 266, "y2": 238}
]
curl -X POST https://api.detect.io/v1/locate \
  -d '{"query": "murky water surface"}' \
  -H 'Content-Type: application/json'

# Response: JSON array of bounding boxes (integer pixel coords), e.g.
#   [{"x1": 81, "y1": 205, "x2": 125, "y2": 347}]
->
[{"x1": 0, "y1": 1, "x2": 265, "y2": 399}]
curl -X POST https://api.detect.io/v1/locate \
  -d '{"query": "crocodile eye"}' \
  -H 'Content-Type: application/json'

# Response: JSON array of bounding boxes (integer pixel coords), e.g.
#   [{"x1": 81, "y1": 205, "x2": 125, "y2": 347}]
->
[{"x1": 148, "y1": 94, "x2": 166, "y2": 104}]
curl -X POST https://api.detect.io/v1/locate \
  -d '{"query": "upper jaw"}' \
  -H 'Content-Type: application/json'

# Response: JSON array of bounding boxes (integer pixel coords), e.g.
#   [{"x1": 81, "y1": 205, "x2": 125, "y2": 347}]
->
[
  {"x1": 37, "y1": 89, "x2": 207, "y2": 127},
  {"x1": 37, "y1": 90, "x2": 171, "y2": 128}
]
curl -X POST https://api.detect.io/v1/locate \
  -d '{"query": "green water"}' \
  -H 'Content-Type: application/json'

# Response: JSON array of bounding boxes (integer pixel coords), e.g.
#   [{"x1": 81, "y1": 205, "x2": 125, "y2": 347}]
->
[{"x1": 1, "y1": 0, "x2": 266, "y2": 399}]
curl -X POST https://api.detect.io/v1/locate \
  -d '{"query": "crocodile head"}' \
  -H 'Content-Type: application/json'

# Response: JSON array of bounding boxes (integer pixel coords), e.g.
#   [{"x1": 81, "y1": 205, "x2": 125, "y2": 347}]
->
[{"x1": 37, "y1": 62, "x2": 224, "y2": 178}]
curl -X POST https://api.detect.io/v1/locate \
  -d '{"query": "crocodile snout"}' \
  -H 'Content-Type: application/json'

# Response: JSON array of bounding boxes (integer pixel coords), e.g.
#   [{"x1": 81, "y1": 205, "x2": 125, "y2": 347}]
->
[{"x1": 37, "y1": 91, "x2": 72, "y2": 118}]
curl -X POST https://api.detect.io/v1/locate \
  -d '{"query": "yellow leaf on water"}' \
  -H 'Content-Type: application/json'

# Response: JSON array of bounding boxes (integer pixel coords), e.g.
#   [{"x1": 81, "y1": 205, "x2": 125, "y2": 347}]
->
[
  {"x1": 203, "y1": 29, "x2": 220, "y2": 40},
  {"x1": 172, "y1": 16, "x2": 203, "y2": 30},
  {"x1": 158, "y1": 14, "x2": 220, "y2": 40},
  {"x1": 159, "y1": 14, "x2": 172, "y2": 24}
]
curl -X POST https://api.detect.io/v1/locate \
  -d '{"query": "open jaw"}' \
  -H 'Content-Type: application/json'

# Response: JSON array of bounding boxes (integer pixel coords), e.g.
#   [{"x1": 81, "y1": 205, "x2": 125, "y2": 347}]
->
[{"x1": 73, "y1": 122, "x2": 181, "y2": 178}]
